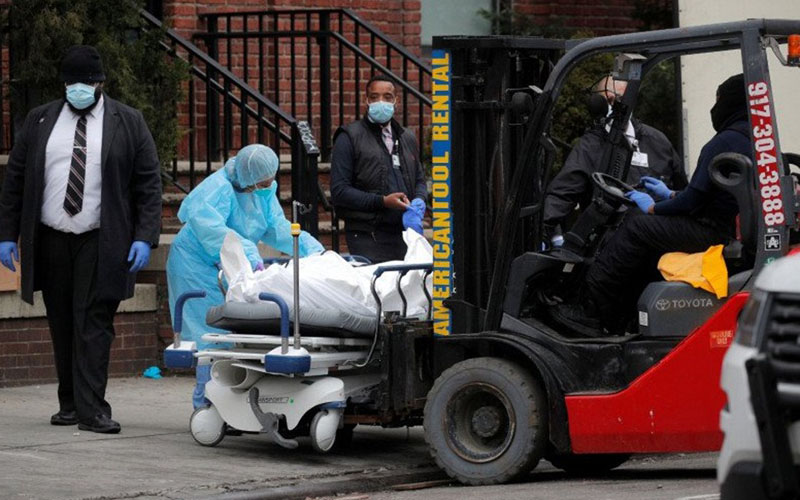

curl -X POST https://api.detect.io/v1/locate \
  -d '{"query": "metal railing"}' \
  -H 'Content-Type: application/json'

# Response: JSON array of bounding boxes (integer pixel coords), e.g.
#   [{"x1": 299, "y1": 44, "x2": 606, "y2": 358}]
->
[
  {"x1": 194, "y1": 8, "x2": 433, "y2": 160},
  {"x1": 139, "y1": 10, "x2": 323, "y2": 237}
]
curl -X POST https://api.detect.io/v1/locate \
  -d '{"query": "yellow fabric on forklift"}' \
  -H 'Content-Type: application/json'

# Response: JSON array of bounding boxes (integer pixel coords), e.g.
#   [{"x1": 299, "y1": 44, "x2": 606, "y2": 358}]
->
[{"x1": 657, "y1": 244, "x2": 728, "y2": 299}]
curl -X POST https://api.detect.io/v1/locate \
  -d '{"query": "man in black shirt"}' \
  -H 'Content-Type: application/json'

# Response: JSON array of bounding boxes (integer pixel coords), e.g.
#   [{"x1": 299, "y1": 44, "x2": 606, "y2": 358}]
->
[
  {"x1": 330, "y1": 74, "x2": 427, "y2": 263},
  {"x1": 543, "y1": 75, "x2": 687, "y2": 244}
]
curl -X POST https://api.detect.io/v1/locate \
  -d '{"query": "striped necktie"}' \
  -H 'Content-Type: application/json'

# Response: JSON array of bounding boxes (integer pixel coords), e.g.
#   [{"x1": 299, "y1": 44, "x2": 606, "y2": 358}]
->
[
  {"x1": 382, "y1": 126, "x2": 393, "y2": 153},
  {"x1": 64, "y1": 115, "x2": 87, "y2": 216}
]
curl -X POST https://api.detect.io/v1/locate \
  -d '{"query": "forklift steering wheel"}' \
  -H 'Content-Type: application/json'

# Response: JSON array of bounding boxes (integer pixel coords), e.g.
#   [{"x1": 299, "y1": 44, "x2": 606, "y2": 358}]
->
[{"x1": 591, "y1": 172, "x2": 637, "y2": 206}]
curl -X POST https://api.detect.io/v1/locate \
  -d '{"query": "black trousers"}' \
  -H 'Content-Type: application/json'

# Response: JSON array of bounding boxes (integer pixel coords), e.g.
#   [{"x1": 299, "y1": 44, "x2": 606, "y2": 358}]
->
[
  {"x1": 345, "y1": 229, "x2": 407, "y2": 263},
  {"x1": 585, "y1": 213, "x2": 731, "y2": 329},
  {"x1": 37, "y1": 224, "x2": 120, "y2": 422}
]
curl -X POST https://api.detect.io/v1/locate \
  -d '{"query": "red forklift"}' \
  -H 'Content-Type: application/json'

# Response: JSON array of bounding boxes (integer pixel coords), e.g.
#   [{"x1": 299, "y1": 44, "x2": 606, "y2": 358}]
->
[
  {"x1": 167, "y1": 19, "x2": 800, "y2": 487},
  {"x1": 421, "y1": 20, "x2": 800, "y2": 484}
]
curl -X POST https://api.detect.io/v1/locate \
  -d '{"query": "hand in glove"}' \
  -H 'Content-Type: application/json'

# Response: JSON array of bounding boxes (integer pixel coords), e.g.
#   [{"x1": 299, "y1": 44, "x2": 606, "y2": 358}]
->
[
  {"x1": 402, "y1": 198, "x2": 426, "y2": 235},
  {"x1": 127, "y1": 241, "x2": 151, "y2": 273},
  {"x1": 0, "y1": 241, "x2": 18, "y2": 272},
  {"x1": 625, "y1": 190, "x2": 655, "y2": 214},
  {"x1": 640, "y1": 176, "x2": 673, "y2": 201}
]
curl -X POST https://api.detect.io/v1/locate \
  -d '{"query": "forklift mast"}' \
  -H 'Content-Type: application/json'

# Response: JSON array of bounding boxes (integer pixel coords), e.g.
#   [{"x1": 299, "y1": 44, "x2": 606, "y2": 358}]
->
[
  {"x1": 431, "y1": 37, "x2": 565, "y2": 336},
  {"x1": 432, "y1": 20, "x2": 800, "y2": 336}
]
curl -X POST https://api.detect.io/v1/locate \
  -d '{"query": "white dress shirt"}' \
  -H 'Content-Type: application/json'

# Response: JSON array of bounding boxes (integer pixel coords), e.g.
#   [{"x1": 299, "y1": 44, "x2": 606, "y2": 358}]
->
[{"x1": 41, "y1": 96, "x2": 104, "y2": 234}]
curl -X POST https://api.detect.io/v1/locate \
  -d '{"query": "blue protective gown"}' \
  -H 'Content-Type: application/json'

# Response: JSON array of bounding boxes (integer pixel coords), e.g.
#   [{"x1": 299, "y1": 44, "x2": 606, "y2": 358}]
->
[{"x1": 166, "y1": 168, "x2": 323, "y2": 407}]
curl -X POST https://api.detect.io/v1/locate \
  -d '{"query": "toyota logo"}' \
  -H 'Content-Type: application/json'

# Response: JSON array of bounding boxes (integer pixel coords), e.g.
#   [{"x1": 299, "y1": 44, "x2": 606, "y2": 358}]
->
[{"x1": 655, "y1": 299, "x2": 670, "y2": 311}]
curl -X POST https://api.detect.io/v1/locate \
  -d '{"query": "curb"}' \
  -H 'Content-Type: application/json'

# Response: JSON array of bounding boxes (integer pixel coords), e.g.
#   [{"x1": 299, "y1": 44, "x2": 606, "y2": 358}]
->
[{"x1": 206, "y1": 467, "x2": 448, "y2": 500}]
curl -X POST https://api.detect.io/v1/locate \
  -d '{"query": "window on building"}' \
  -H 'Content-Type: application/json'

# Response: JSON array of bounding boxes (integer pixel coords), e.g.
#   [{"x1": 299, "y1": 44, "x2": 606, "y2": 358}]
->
[{"x1": 420, "y1": 0, "x2": 495, "y2": 59}]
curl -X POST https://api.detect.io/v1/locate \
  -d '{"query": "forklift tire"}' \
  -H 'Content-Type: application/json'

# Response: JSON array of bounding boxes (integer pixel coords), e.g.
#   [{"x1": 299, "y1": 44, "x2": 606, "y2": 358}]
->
[
  {"x1": 334, "y1": 424, "x2": 356, "y2": 449},
  {"x1": 424, "y1": 357, "x2": 548, "y2": 485},
  {"x1": 548, "y1": 453, "x2": 630, "y2": 475}
]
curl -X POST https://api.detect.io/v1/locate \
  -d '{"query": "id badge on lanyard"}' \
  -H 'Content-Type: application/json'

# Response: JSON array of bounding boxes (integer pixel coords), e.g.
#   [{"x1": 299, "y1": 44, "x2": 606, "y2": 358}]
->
[
  {"x1": 392, "y1": 140, "x2": 401, "y2": 169},
  {"x1": 631, "y1": 150, "x2": 649, "y2": 168}
]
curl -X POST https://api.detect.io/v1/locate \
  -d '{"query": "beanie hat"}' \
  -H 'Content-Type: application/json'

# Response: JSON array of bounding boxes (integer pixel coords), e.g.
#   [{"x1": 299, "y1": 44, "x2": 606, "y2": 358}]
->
[
  {"x1": 710, "y1": 74, "x2": 746, "y2": 132},
  {"x1": 60, "y1": 45, "x2": 106, "y2": 83}
]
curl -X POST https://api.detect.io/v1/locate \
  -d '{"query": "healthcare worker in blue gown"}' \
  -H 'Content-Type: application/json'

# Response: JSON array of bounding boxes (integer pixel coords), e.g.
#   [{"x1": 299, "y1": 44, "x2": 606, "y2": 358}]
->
[{"x1": 167, "y1": 144, "x2": 324, "y2": 408}]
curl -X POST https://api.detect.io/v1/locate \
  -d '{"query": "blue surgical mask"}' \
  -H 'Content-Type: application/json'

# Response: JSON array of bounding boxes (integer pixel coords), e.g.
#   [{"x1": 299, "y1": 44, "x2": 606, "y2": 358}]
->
[
  {"x1": 66, "y1": 83, "x2": 97, "y2": 110},
  {"x1": 253, "y1": 181, "x2": 277, "y2": 199},
  {"x1": 368, "y1": 101, "x2": 394, "y2": 124}
]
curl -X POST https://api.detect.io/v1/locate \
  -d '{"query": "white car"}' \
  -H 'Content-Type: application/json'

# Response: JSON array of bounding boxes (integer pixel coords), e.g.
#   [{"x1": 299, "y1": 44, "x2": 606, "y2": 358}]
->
[{"x1": 719, "y1": 252, "x2": 800, "y2": 500}]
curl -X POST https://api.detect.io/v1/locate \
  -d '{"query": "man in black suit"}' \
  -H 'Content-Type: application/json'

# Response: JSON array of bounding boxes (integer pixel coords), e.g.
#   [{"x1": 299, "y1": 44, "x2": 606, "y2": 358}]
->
[{"x1": 0, "y1": 45, "x2": 162, "y2": 433}]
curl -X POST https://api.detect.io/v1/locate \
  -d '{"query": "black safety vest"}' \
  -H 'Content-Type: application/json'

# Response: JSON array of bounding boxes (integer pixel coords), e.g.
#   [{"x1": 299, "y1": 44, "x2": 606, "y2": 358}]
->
[{"x1": 334, "y1": 117, "x2": 419, "y2": 232}]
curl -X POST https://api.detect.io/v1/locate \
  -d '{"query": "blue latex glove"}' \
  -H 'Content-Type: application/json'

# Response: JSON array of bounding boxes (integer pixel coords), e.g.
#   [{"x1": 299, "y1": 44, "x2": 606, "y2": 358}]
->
[
  {"x1": 142, "y1": 366, "x2": 162, "y2": 379},
  {"x1": 403, "y1": 198, "x2": 426, "y2": 235},
  {"x1": 252, "y1": 260, "x2": 265, "y2": 272},
  {"x1": 409, "y1": 198, "x2": 426, "y2": 218},
  {"x1": 0, "y1": 241, "x2": 19, "y2": 272},
  {"x1": 640, "y1": 176, "x2": 673, "y2": 201},
  {"x1": 128, "y1": 241, "x2": 151, "y2": 273},
  {"x1": 625, "y1": 190, "x2": 655, "y2": 213}
]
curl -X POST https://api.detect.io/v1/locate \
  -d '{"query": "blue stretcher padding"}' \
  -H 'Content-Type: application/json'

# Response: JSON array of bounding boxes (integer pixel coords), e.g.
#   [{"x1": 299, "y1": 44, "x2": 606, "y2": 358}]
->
[
  {"x1": 258, "y1": 292, "x2": 312, "y2": 374},
  {"x1": 164, "y1": 342, "x2": 197, "y2": 369},
  {"x1": 264, "y1": 352, "x2": 312, "y2": 374}
]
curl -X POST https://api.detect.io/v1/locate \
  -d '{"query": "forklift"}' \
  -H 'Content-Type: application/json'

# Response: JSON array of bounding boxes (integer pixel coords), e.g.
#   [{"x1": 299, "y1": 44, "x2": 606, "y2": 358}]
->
[
  {"x1": 167, "y1": 19, "x2": 800, "y2": 486},
  {"x1": 418, "y1": 19, "x2": 800, "y2": 484}
]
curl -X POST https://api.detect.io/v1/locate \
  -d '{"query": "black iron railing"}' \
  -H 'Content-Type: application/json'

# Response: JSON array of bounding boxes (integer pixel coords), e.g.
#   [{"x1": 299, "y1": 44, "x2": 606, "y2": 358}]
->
[
  {"x1": 194, "y1": 8, "x2": 433, "y2": 160},
  {"x1": 139, "y1": 10, "x2": 323, "y2": 236}
]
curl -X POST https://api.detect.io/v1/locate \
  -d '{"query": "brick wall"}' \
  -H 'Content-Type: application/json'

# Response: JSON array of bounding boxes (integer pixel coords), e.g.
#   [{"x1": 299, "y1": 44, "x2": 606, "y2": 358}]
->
[
  {"x1": 0, "y1": 1, "x2": 669, "y2": 158},
  {"x1": 510, "y1": 0, "x2": 673, "y2": 35},
  {"x1": 164, "y1": 0, "x2": 425, "y2": 161},
  {"x1": 166, "y1": 1, "x2": 422, "y2": 57},
  {"x1": 0, "y1": 310, "x2": 160, "y2": 388},
  {"x1": 136, "y1": 270, "x2": 175, "y2": 358}
]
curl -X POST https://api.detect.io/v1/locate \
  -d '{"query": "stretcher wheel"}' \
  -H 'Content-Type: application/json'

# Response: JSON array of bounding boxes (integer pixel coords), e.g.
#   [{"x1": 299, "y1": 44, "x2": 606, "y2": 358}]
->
[
  {"x1": 190, "y1": 405, "x2": 226, "y2": 447},
  {"x1": 310, "y1": 409, "x2": 342, "y2": 453},
  {"x1": 424, "y1": 357, "x2": 548, "y2": 485}
]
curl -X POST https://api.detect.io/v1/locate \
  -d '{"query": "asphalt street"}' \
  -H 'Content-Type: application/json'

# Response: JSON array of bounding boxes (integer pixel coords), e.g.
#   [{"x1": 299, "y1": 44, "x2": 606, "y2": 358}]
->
[
  {"x1": 317, "y1": 454, "x2": 721, "y2": 500},
  {"x1": 0, "y1": 376, "x2": 721, "y2": 500},
  {"x1": 0, "y1": 376, "x2": 432, "y2": 499}
]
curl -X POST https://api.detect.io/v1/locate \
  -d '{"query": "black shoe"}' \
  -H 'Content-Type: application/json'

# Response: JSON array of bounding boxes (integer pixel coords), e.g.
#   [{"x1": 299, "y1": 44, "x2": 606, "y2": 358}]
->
[
  {"x1": 78, "y1": 414, "x2": 121, "y2": 434},
  {"x1": 50, "y1": 409, "x2": 78, "y2": 426},
  {"x1": 550, "y1": 303, "x2": 604, "y2": 338}
]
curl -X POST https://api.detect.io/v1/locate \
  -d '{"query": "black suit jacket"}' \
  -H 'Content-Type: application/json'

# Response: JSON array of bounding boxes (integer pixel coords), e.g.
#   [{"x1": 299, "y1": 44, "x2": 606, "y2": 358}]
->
[{"x1": 0, "y1": 95, "x2": 162, "y2": 304}]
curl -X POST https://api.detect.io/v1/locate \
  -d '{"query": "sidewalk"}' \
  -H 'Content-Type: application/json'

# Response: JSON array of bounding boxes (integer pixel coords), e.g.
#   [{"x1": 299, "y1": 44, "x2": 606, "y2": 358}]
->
[{"x1": 0, "y1": 376, "x2": 434, "y2": 499}]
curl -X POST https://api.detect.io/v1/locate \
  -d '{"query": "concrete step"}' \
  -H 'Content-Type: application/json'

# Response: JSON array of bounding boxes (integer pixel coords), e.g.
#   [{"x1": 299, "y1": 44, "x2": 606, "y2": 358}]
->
[
  {"x1": 163, "y1": 160, "x2": 331, "y2": 194},
  {"x1": 168, "y1": 158, "x2": 330, "y2": 174},
  {"x1": 162, "y1": 187, "x2": 332, "y2": 205},
  {"x1": 162, "y1": 218, "x2": 336, "y2": 235}
]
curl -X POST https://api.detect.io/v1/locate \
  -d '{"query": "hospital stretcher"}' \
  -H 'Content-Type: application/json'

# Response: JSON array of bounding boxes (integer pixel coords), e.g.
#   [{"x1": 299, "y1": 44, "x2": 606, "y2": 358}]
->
[{"x1": 165, "y1": 260, "x2": 432, "y2": 451}]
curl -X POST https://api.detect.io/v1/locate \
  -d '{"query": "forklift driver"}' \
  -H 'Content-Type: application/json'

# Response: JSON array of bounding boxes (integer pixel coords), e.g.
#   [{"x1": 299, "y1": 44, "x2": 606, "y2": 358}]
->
[
  {"x1": 552, "y1": 74, "x2": 751, "y2": 336},
  {"x1": 542, "y1": 75, "x2": 687, "y2": 246}
]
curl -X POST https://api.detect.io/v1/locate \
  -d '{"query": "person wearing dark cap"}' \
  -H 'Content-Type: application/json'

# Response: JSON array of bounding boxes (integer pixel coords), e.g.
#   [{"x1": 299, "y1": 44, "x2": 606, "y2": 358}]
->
[
  {"x1": 552, "y1": 74, "x2": 751, "y2": 336},
  {"x1": 0, "y1": 45, "x2": 162, "y2": 433}
]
